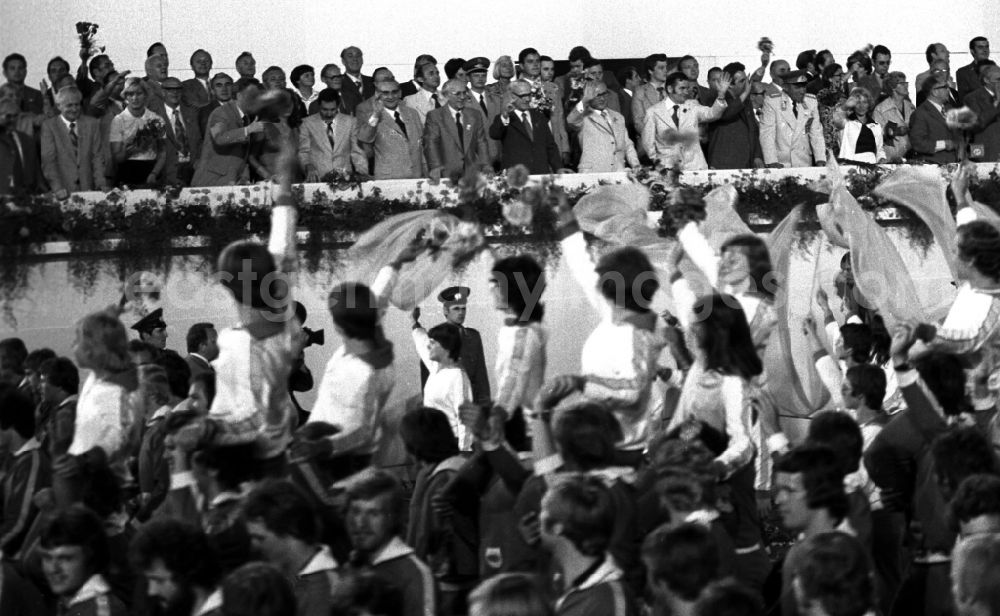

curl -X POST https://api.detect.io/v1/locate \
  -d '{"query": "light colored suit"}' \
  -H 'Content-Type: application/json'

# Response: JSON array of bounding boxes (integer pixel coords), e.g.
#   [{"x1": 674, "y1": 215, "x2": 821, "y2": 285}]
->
[
  {"x1": 297, "y1": 113, "x2": 367, "y2": 178},
  {"x1": 759, "y1": 91, "x2": 827, "y2": 167},
  {"x1": 632, "y1": 81, "x2": 665, "y2": 135},
  {"x1": 40, "y1": 115, "x2": 106, "y2": 193},
  {"x1": 356, "y1": 105, "x2": 425, "y2": 179},
  {"x1": 642, "y1": 97, "x2": 726, "y2": 170},
  {"x1": 466, "y1": 89, "x2": 504, "y2": 168},
  {"x1": 191, "y1": 101, "x2": 254, "y2": 187},
  {"x1": 422, "y1": 106, "x2": 490, "y2": 178},
  {"x1": 402, "y1": 88, "x2": 441, "y2": 124},
  {"x1": 181, "y1": 78, "x2": 211, "y2": 109},
  {"x1": 567, "y1": 105, "x2": 638, "y2": 172}
]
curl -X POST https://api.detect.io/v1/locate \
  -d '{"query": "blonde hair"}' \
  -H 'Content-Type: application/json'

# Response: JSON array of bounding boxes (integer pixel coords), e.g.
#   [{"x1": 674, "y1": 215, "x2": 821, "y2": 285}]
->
[
  {"x1": 493, "y1": 55, "x2": 513, "y2": 81},
  {"x1": 76, "y1": 310, "x2": 131, "y2": 372}
]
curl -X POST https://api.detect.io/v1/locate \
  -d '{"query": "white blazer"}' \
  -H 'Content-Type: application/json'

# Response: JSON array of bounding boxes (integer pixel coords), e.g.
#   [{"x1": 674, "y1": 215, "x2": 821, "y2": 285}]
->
[{"x1": 838, "y1": 119, "x2": 886, "y2": 164}]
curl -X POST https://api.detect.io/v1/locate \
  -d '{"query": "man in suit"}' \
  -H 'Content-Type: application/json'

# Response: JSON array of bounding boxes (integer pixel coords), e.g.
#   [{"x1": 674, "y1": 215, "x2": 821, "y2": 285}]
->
[
  {"x1": 419, "y1": 286, "x2": 490, "y2": 406},
  {"x1": 401, "y1": 54, "x2": 436, "y2": 99},
  {"x1": 402, "y1": 62, "x2": 442, "y2": 124},
  {"x1": 0, "y1": 99, "x2": 41, "y2": 195},
  {"x1": 909, "y1": 74, "x2": 962, "y2": 164},
  {"x1": 339, "y1": 46, "x2": 375, "y2": 115},
  {"x1": 517, "y1": 48, "x2": 571, "y2": 166},
  {"x1": 356, "y1": 79, "x2": 424, "y2": 179},
  {"x1": 308, "y1": 63, "x2": 347, "y2": 115},
  {"x1": 567, "y1": 81, "x2": 638, "y2": 173},
  {"x1": 423, "y1": 79, "x2": 490, "y2": 181},
  {"x1": 40, "y1": 87, "x2": 107, "y2": 198},
  {"x1": 190, "y1": 77, "x2": 263, "y2": 187},
  {"x1": 632, "y1": 54, "x2": 669, "y2": 145},
  {"x1": 915, "y1": 44, "x2": 951, "y2": 96},
  {"x1": 966, "y1": 64, "x2": 1000, "y2": 162},
  {"x1": 299, "y1": 88, "x2": 367, "y2": 181},
  {"x1": 2, "y1": 54, "x2": 44, "y2": 115},
  {"x1": 759, "y1": 70, "x2": 827, "y2": 168},
  {"x1": 197, "y1": 73, "x2": 233, "y2": 135},
  {"x1": 679, "y1": 55, "x2": 716, "y2": 106},
  {"x1": 184, "y1": 323, "x2": 218, "y2": 380},
  {"x1": 916, "y1": 61, "x2": 959, "y2": 107},
  {"x1": 957, "y1": 37, "x2": 991, "y2": 104},
  {"x1": 160, "y1": 77, "x2": 201, "y2": 186},
  {"x1": 707, "y1": 63, "x2": 764, "y2": 169},
  {"x1": 617, "y1": 66, "x2": 641, "y2": 146},
  {"x1": 235, "y1": 51, "x2": 256, "y2": 80},
  {"x1": 465, "y1": 57, "x2": 504, "y2": 170},
  {"x1": 181, "y1": 49, "x2": 213, "y2": 109},
  {"x1": 642, "y1": 71, "x2": 729, "y2": 170},
  {"x1": 143, "y1": 53, "x2": 168, "y2": 118},
  {"x1": 75, "y1": 54, "x2": 114, "y2": 108},
  {"x1": 489, "y1": 79, "x2": 563, "y2": 174}
]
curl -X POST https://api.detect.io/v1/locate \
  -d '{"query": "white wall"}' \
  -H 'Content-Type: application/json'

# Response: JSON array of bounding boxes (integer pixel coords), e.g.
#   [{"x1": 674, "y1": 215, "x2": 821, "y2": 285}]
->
[{"x1": 3, "y1": 0, "x2": 998, "y2": 99}]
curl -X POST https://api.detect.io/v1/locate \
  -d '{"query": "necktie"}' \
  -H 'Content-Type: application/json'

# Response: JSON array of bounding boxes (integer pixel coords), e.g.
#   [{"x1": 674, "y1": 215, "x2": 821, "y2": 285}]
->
[
  {"x1": 326, "y1": 121, "x2": 335, "y2": 150},
  {"x1": 792, "y1": 101, "x2": 799, "y2": 118},
  {"x1": 172, "y1": 109, "x2": 188, "y2": 157},
  {"x1": 394, "y1": 110, "x2": 408, "y2": 137},
  {"x1": 455, "y1": 110, "x2": 464, "y2": 148},
  {"x1": 242, "y1": 114, "x2": 251, "y2": 128},
  {"x1": 672, "y1": 104, "x2": 680, "y2": 127},
  {"x1": 478, "y1": 94, "x2": 488, "y2": 117},
  {"x1": 521, "y1": 111, "x2": 532, "y2": 136},
  {"x1": 8, "y1": 133, "x2": 23, "y2": 190},
  {"x1": 68, "y1": 121, "x2": 78, "y2": 150},
  {"x1": 657, "y1": 86, "x2": 666, "y2": 101},
  {"x1": 431, "y1": 93, "x2": 441, "y2": 108}
]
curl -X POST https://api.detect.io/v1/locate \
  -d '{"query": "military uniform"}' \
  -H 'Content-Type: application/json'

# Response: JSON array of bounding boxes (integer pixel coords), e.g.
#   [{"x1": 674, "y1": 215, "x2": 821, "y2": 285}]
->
[
  {"x1": 759, "y1": 71, "x2": 828, "y2": 168},
  {"x1": 419, "y1": 287, "x2": 491, "y2": 405}
]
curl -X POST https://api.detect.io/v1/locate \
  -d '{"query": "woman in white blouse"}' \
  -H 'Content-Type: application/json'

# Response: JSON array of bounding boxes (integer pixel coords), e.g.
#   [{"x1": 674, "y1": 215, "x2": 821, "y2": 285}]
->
[
  {"x1": 834, "y1": 87, "x2": 886, "y2": 164},
  {"x1": 412, "y1": 319, "x2": 473, "y2": 447},
  {"x1": 873, "y1": 72, "x2": 915, "y2": 162}
]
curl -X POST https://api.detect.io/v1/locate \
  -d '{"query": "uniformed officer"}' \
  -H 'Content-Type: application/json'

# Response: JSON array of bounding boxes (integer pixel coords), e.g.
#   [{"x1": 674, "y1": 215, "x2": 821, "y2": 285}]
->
[
  {"x1": 418, "y1": 286, "x2": 491, "y2": 405},
  {"x1": 131, "y1": 308, "x2": 168, "y2": 350},
  {"x1": 759, "y1": 70, "x2": 828, "y2": 168}
]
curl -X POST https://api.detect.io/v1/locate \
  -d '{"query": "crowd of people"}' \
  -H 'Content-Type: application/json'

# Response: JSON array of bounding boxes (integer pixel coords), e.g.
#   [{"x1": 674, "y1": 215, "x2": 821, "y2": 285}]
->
[{"x1": 3, "y1": 35, "x2": 1000, "y2": 195}]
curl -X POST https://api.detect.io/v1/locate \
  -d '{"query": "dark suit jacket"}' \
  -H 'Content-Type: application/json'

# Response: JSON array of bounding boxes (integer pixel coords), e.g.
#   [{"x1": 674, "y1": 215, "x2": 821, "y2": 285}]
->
[
  {"x1": 0, "y1": 129, "x2": 42, "y2": 194},
  {"x1": 400, "y1": 79, "x2": 420, "y2": 99},
  {"x1": 18, "y1": 86, "x2": 44, "y2": 115},
  {"x1": 489, "y1": 110, "x2": 562, "y2": 174},
  {"x1": 181, "y1": 78, "x2": 212, "y2": 109},
  {"x1": 162, "y1": 103, "x2": 203, "y2": 184},
  {"x1": 423, "y1": 106, "x2": 490, "y2": 177},
  {"x1": 184, "y1": 354, "x2": 213, "y2": 379},
  {"x1": 908, "y1": 100, "x2": 962, "y2": 163},
  {"x1": 706, "y1": 92, "x2": 763, "y2": 169},
  {"x1": 420, "y1": 325, "x2": 491, "y2": 405},
  {"x1": 339, "y1": 74, "x2": 375, "y2": 115},
  {"x1": 965, "y1": 87, "x2": 1000, "y2": 162},
  {"x1": 40, "y1": 115, "x2": 106, "y2": 192},
  {"x1": 618, "y1": 89, "x2": 637, "y2": 143},
  {"x1": 956, "y1": 61, "x2": 981, "y2": 104},
  {"x1": 191, "y1": 101, "x2": 254, "y2": 187}
]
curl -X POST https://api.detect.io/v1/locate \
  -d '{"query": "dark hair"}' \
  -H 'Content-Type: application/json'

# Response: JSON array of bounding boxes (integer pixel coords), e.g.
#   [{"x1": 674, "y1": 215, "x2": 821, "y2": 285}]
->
[
  {"x1": 233, "y1": 77, "x2": 261, "y2": 95},
  {"x1": 796, "y1": 49, "x2": 817, "y2": 71},
  {"x1": 643, "y1": 523, "x2": 720, "y2": 601},
  {"x1": 290, "y1": 64, "x2": 314, "y2": 87},
  {"x1": 345, "y1": 470, "x2": 406, "y2": 534},
  {"x1": 88, "y1": 54, "x2": 110, "y2": 79},
  {"x1": 822, "y1": 63, "x2": 844, "y2": 85},
  {"x1": 416, "y1": 61, "x2": 437, "y2": 81},
  {"x1": 679, "y1": 55, "x2": 697, "y2": 66},
  {"x1": 594, "y1": 246, "x2": 658, "y2": 313},
  {"x1": 616, "y1": 66, "x2": 639, "y2": 85},
  {"x1": 807, "y1": 411, "x2": 864, "y2": 475},
  {"x1": 146, "y1": 42, "x2": 165, "y2": 57},
  {"x1": 553, "y1": 404, "x2": 621, "y2": 471},
  {"x1": 774, "y1": 443, "x2": 849, "y2": 520},
  {"x1": 582, "y1": 57, "x2": 602, "y2": 71},
  {"x1": 243, "y1": 480, "x2": 319, "y2": 544},
  {"x1": 643, "y1": 53, "x2": 669, "y2": 79},
  {"x1": 2, "y1": 53, "x2": 26, "y2": 70},
  {"x1": 211, "y1": 72, "x2": 234, "y2": 86},
  {"x1": 189, "y1": 49, "x2": 209, "y2": 63},
  {"x1": 844, "y1": 364, "x2": 886, "y2": 411},
  {"x1": 412, "y1": 54, "x2": 437, "y2": 78},
  {"x1": 665, "y1": 71, "x2": 688, "y2": 90},
  {"x1": 840, "y1": 322, "x2": 873, "y2": 364},
  {"x1": 958, "y1": 221, "x2": 1000, "y2": 281},
  {"x1": 186, "y1": 322, "x2": 215, "y2": 353},
  {"x1": 491, "y1": 255, "x2": 545, "y2": 323},
  {"x1": 330, "y1": 570, "x2": 405, "y2": 616},
  {"x1": 517, "y1": 48, "x2": 540, "y2": 66},
  {"x1": 217, "y1": 240, "x2": 285, "y2": 310},
  {"x1": 926, "y1": 43, "x2": 943, "y2": 65},
  {"x1": 222, "y1": 562, "x2": 296, "y2": 616},
  {"x1": 262, "y1": 65, "x2": 284, "y2": 79},
  {"x1": 191, "y1": 443, "x2": 255, "y2": 491},
  {"x1": 720, "y1": 235, "x2": 775, "y2": 299},
  {"x1": 155, "y1": 351, "x2": 192, "y2": 400},
  {"x1": 648, "y1": 436, "x2": 720, "y2": 509},
  {"x1": 0, "y1": 383, "x2": 34, "y2": 438},
  {"x1": 816, "y1": 50, "x2": 834, "y2": 68},
  {"x1": 796, "y1": 532, "x2": 875, "y2": 616},
  {"x1": 444, "y1": 58, "x2": 466, "y2": 79},
  {"x1": 722, "y1": 62, "x2": 747, "y2": 79},
  {"x1": 950, "y1": 473, "x2": 1000, "y2": 527},
  {"x1": 913, "y1": 350, "x2": 971, "y2": 416},
  {"x1": 318, "y1": 87, "x2": 341, "y2": 105},
  {"x1": 40, "y1": 357, "x2": 79, "y2": 395},
  {"x1": 694, "y1": 578, "x2": 765, "y2": 616},
  {"x1": 846, "y1": 52, "x2": 872, "y2": 75},
  {"x1": 236, "y1": 51, "x2": 254, "y2": 63},
  {"x1": 931, "y1": 427, "x2": 1000, "y2": 498},
  {"x1": 127, "y1": 339, "x2": 159, "y2": 362},
  {"x1": 41, "y1": 506, "x2": 110, "y2": 575},
  {"x1": 130, "y1": 518, "x2": 221, "y2": 589},
  {"x1": 399, "y1": 407, "x2": 459, "y2": 463},
  {"x1": 328, "y1": 283, "x2": 379, "y2": 340},
  {"x1": 191, "y1": 371, "x2": 216, "y2": 407},
  {"x1": 542, "y1": 474, "x2": 615, "y2": 557},
  {"x1": 692, "y1": 294, "x2": 763, "y2": 380},
  {"x1": 872, "y1": 45, "x2": 891, "y2": 59},
  {"x1": 970, "y1": 36, "x2": 989, "y2": 50},
  {"x1": 427, "y1": 322, "x2": 462, "y2": 362},
  {"x1": 568, "y1": 46, "x2": 592, "y2": 63},
  {"x1": 0, "y1": 337, "x2": 28, "y2": 375},
  {"x1": 25, "y1": 348, "x2": 56, "y2": 372}
]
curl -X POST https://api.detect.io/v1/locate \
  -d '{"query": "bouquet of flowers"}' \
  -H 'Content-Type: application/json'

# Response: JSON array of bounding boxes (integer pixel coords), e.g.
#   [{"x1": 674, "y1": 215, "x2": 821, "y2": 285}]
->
[
  {"x1": 946, "y1": 106, "x2": 980, "y2": 161},
  {"x1": 75, "y1": 22, "x2": 104, "y2": 58},
  {"x1": 757, "y1": 37, "x2": 775, "y2": 54},
  {"x1": 528, "y1": 81, "x2": 554, "y2": 115},
  {"x1": 132, "y1": 117, "x2": 165, "y2": 153},
  {"x1": 499, "y1": 165, "x2": 561, "y2": 237}
]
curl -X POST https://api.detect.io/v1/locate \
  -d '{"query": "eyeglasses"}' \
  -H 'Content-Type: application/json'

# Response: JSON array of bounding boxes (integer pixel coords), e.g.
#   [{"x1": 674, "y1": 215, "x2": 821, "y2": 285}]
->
[
  {"x1": 449, "y1": 91, "x2": 470, "y2": 98},
  {"x1": 377, "y1": 89, "x2": 401, "y2": 95},
  {"x1": 512, "y1": 92, "x2": 533, "y2": 99}
]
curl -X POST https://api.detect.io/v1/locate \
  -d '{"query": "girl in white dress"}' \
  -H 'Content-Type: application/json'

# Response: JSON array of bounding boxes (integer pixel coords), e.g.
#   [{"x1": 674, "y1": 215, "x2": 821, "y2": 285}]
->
[{"x1": 412, "y1": 320, "x2": 473, "y2": 447}]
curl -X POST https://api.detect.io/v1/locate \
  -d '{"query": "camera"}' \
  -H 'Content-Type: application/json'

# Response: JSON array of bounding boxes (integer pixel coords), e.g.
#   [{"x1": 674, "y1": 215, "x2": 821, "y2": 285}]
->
[{"x1": 302, "y1": 326, "x2": 325, "y2": 348}]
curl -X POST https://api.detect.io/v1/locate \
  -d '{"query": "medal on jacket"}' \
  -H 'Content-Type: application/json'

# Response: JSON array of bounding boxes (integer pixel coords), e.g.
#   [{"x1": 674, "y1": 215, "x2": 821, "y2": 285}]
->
[{"x1": 781, "y1": 99, "x2": 787, "y2": 112}]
